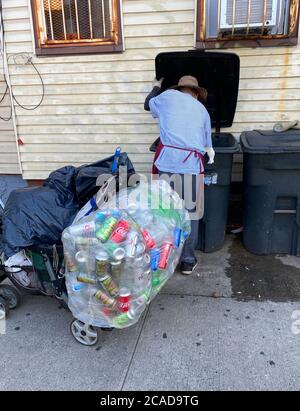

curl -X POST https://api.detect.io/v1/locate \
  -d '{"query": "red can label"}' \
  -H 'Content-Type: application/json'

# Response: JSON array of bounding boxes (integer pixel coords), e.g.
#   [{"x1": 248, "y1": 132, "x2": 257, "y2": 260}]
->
[
  {"x1": 141, "y1": 229, "x2": 155, "y2": 249},
  {"x1": 117, "y1": 291, "x2": 132, "y2": 313},
  {"x1": 158, "y1": 242, "x2": 173, "y2": 270},
  {"x1": 111, "y1": 220, "x2": 130, "y2": 243}
]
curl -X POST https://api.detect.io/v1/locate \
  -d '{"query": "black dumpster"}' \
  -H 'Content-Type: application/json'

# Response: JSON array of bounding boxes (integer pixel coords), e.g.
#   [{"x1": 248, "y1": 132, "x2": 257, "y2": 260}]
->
[
  {"x1": 241, "y1": 130, "x2": 300, "y2": 256},
  {"x1": 155, "y1": 51, "x2": 240, "y2": 252}
]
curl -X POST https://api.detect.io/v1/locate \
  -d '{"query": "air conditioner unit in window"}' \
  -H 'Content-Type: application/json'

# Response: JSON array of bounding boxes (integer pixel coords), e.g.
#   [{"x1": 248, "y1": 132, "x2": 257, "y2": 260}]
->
[{"x1": 220, "y1": 0, "x2": 279, "y2": 32}]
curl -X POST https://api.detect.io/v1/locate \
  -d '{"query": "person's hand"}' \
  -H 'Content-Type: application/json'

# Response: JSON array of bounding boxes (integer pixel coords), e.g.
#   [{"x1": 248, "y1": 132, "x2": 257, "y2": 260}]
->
[
  {"x1": 205, "y1": 147, "x2": 215, "y2": 164},
  {"x1": 152, "y1": 77, "x2": 164, "y2": 89}
]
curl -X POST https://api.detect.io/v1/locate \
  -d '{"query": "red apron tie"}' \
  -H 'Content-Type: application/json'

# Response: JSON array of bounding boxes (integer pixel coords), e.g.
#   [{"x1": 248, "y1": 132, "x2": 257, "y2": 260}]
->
[{"x1": 152, "y1": 142, "x2": 205, "y2": 175}]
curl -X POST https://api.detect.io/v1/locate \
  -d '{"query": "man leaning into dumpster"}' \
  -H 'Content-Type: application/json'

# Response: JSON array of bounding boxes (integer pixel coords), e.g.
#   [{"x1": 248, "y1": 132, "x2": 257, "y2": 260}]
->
[{"x1": 144, "y1": 75, "x2": 215, "y2": 275}]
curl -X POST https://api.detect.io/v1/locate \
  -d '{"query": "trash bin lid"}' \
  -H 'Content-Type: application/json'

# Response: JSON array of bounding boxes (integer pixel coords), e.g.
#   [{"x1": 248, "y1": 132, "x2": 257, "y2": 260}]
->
[
  {"x1": 212, "y1": 132, "x2": 240, "y2": 154},
  {"x1": 155, "y1": 51, "x2": 240, "y2": 130},
  {"x1": 241, "y1": 130, "x2": 300, "y2": 154}
]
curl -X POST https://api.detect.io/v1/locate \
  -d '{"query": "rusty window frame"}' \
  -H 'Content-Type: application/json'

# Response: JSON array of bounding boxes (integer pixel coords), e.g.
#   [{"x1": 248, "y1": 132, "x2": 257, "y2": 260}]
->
[
  {"x1": 30, "y1": 0, "x2": 123, "y2": 56},
  {"x1": 196, "y1": 0, "x2": 299, "y2": 48}
]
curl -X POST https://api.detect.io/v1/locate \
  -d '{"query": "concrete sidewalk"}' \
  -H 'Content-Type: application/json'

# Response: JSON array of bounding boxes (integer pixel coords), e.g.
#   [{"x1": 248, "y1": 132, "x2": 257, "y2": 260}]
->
[{"x1": 1, "y1": 235, "x2": 300, "y2": 391}]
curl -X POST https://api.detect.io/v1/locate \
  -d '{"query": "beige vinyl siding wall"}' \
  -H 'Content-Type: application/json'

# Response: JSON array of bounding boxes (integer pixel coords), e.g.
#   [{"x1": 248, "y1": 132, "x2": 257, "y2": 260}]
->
[
  {"x1": 2, "y1": 0, "x2": 300, "y2": 180},
  {"x1": 0, "y1": 70, "x2": 20, "y2": 174}
]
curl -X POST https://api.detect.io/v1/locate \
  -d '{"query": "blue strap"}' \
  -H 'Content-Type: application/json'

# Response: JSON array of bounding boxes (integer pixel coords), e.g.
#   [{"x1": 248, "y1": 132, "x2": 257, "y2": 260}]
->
[
  {"x1": 111, "y1": 147, "x2": 121, "y2": 174},
  {"x1": 84, "y1": 196, "x2": 97, "y2": 216}
]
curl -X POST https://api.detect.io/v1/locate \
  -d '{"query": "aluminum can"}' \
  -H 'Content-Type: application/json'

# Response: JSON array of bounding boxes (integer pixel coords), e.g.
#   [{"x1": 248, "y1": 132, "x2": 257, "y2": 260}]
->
[
  {"x1": 111, "y1": 220, "x2": 130, "y2": 243},
  {"x1": 110, "y1": 260, "x2": 122, "y2": 278},
  {"x1": 75, "y1": 237, "x2": 99, "y2": 248},
  {"x1": 98, "y1": 273, "x2": 119, "y2": 297},
  {"x1": 112, "y1": 311, "x2": 134, "y2": 328},
  {"x1": 150, "y1": 249, "x2": 160, "y2": 271},
  {"x1": 158, "y1": 242, "x2": 173, "y2": 270},
  {"x1": 106, "y1": 242, "x2": 125, "y2": 261},
  {"x1": 76, "y1": 275, "x2": 97, "y2": 285},
  {"x1": 152, "y1": 270, "x2": 161, "y2": 287},
  {"x1": 141, "y1": 228, "x2": 155, "y2": 249},
  {"x1": 113, "y1": 247, "x2": 126, "y2": 261},
  {"x1": 174, "y1": 227, "x2": 182, "y2": 248},
  {"x1": 117, "y1": 288, "x2": 132, "y2": 313},
  {"x1": 96, "y1": 216, "x2": 118, "y2": 242},
  {"x1": 75, "y1": 251, "x2": 89, "y2": 264},
  {"x1": 94, "y1": 289, "x2": 116, "y2": 309},
  {"x1": 95, "y1": 211, "x2": 106, "y2": 224},
  {"x1": 95, "y1": 251, "x2": 109, "y2": 276},
  {"x1": 64, "y1": 252, "x2": 77, "y2": 272}
]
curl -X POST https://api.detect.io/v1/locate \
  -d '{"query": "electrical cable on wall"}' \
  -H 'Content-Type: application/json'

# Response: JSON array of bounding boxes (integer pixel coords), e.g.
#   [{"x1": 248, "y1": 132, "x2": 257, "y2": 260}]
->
[
  {"x1": 7, "y1": 54, "x2": 45, "y2": 111},
  {"x1": 0, "y1": 0, "x2": 45, "y2": 122}
]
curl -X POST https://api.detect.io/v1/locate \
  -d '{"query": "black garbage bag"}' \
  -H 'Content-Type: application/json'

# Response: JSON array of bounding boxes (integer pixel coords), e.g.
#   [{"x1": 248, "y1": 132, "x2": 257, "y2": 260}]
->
[
  {"x1": 2, "y1": 153, "x2": 136, "y2": 258},
  {"x1": 2, "y1": 166, "x2": 79, "y2": 258},
  {"x1": 75, "y1": 152, "x2": 136, "y2": 208}
]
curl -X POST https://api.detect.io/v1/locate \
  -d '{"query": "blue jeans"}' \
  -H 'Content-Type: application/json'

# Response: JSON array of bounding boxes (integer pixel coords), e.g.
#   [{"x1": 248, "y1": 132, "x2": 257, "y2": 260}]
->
[{"x1": 158, "y1": 172, "x2": 201, "y2": 265}]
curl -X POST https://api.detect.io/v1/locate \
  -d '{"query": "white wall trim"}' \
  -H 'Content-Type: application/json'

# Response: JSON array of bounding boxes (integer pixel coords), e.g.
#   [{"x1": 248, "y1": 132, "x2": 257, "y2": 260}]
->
[
  {"x1": 194, "y1": 0, "x2": 198, "y2": 48},
  {"x1": 27, "y1": 0, "x2": 36, "y2": 56},
  {"x1": 119, "y1": 0, "x2": 126, "y2": 52}
]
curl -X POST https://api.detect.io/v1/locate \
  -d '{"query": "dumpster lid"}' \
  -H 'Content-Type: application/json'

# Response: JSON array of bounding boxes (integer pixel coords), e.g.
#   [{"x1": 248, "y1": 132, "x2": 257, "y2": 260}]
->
[
  {"x1": 241, "y1": 130, "x2": 300, "y2": 154},
  {"x1": 155, "y1": 51, "x2": 240, "y2": 130}
]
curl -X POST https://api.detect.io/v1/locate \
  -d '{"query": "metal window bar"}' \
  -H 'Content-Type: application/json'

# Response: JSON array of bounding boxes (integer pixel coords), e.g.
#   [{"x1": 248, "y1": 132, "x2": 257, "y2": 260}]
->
[
  {"x1": 47, "y1": 0, "x2": 54, "y2": 40},
  {"x1": 217, "y1": 0, "x2": 221, "y2": 35},
  {"x1": 74, "y1": 0, "x2": 80, "y2": 39},
  {"x1": 246, "y1": 0, "x2": 252, "y2": 35},
  {"x1": 40, "y1": 0, "x2": 116, "y2": 43},
  {"x1": 261, "y1": 0, "x2": 268, "y2": 34},
  {"x1": 277, "y1": 0, "x2": 283, "y2": 34},
  {"x1": 231, "y1": 0, "x2": 236, "y2": 36},
  {"x1": 202, "y1": 0, "x2": 207, "y2": 43},
  {"x1": 215, "y1": 0, "x2": 289, "y2": 39},
  {"x1": 88, "y1": 0, "x2": 94, "y2": 38},
  {"x1": 102, "y1": 0, "x2": 107, "y2": 38},
  {"x1": 61, "y1": 0, "x2": 67, "y2": 40},
  {"x1": 40, "y1": 0, "x2": 48, "y2": 43}
]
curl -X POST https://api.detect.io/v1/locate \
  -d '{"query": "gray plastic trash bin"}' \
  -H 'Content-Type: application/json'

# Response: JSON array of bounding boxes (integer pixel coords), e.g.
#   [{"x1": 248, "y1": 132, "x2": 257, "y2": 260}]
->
[{"x1": 241, "y1": 129, "x2": 300, "y2": 256}]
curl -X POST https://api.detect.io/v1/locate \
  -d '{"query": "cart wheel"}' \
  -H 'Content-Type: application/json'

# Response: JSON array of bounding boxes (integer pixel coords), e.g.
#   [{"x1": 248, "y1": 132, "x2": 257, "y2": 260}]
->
[
  {"x1": 0, "y1": 285, "x2": 21, "y2": 309},
  {"x1": 70, "y1": 319, "x2": 98, "y2": 346},
  {"x1": 0, "y1": 296, "x2": 9, "y2": 319}
]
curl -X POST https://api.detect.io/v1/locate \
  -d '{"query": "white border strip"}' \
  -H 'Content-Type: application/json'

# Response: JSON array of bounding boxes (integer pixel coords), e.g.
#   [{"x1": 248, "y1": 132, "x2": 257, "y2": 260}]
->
[{"x1": 194, "y1": 0, "x2": 198, "y2": 48}]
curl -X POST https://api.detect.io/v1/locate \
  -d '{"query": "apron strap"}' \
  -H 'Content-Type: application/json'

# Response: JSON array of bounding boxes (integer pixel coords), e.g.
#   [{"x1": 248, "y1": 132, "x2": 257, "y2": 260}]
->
[
  {"x1": 152, "y1": 141, "x2": 164, "y2": 174},
  {"x1": 153, "y1": 143, "x2": 205, "y2": 174}
]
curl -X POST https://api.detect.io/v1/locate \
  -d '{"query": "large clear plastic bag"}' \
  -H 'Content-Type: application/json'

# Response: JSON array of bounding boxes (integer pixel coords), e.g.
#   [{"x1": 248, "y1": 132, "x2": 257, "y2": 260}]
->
[{"x1": 62, "y1": 180, "x2": 191, "y2": 329}]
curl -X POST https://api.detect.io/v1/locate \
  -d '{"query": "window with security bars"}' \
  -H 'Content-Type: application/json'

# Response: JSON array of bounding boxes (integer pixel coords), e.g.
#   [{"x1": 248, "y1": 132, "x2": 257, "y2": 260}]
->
[
  {"x1": 31, "y1": 0, "x2": 123, "y2": 56},
  {"x1": 196, "y1": 0, "x2": 299, "y2": 48}
]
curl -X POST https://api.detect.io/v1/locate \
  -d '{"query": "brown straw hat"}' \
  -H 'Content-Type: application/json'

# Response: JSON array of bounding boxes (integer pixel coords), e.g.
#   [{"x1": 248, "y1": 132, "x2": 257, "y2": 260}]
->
[{"x1": 171, "y1": 75, "x2": 208, "y2": 103}]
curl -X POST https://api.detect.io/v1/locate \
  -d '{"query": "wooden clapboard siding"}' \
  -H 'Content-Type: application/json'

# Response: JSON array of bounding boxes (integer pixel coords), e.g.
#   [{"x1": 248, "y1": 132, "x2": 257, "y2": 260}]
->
[
  {"x1": 2, "y1": 0, "x2": 300, "y2": 182},
  {"x1": 0, "y1": 72, "x2": 20, "y2": 174}
]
